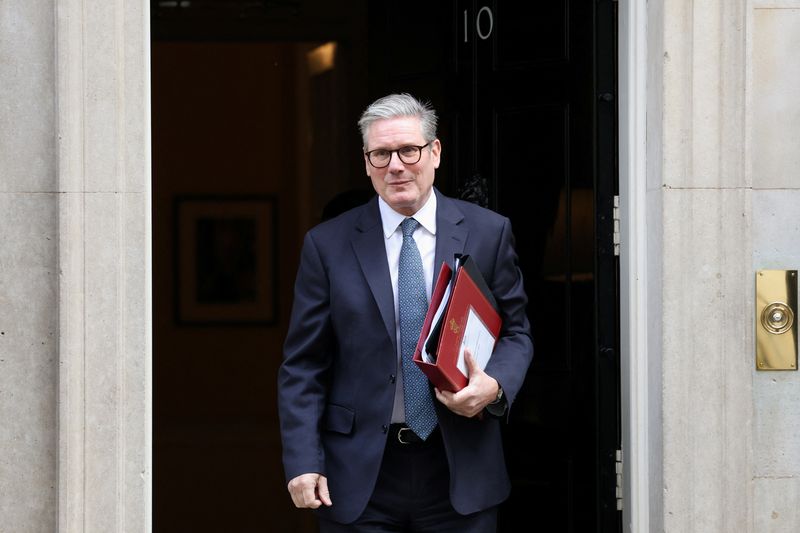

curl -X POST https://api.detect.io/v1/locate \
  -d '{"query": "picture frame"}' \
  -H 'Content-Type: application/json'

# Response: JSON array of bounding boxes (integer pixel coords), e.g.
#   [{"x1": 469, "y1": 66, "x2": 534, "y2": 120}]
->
[{"x1": 174, "y1": 195, "x2": 278, "y2": 325}]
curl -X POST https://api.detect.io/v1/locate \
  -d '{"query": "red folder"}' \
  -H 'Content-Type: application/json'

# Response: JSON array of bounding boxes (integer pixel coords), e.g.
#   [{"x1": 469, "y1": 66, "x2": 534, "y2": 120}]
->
[{"x1": 413, "y1": 255, "x2": 502, "y2": 392}]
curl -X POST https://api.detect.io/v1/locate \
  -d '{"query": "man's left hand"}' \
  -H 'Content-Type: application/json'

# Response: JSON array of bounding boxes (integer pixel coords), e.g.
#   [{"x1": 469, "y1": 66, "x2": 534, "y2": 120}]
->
[{"x1": 434, "y1": 349, "x2": 499, "y2": 418}]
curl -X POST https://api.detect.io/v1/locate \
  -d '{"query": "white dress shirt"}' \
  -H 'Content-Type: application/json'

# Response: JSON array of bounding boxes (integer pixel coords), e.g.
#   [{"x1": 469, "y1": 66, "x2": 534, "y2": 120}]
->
[{"x1": 378, "y1": 192, "x2": 437, "y2": 424}]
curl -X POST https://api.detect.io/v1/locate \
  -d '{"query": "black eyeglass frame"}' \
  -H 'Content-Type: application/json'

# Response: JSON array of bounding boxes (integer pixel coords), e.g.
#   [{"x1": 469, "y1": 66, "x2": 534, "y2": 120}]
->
[{"x1": 364, "y1": 142, "x2": 431, "y2": 168}]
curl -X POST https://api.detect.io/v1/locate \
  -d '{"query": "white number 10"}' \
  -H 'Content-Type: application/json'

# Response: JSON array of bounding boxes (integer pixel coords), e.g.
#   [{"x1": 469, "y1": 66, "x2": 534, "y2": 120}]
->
[{"x1": 464, "y1": 6, "x2": 494, "y2": 43}]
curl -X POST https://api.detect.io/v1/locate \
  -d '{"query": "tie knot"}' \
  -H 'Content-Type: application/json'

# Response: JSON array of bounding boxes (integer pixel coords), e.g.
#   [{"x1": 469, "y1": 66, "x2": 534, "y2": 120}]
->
[{"x1": 401, "y1": 218, "x2": 419, "y2": 238}]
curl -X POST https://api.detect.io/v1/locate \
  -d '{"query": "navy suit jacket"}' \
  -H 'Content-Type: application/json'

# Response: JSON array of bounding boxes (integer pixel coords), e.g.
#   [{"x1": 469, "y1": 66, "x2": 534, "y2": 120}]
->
[{"x1": 278, "y1": 189, "x2": 533, "y2": 524}]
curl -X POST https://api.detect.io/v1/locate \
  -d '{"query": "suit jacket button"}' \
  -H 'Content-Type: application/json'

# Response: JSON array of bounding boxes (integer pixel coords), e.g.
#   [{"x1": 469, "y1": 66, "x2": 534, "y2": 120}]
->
[
  {"x1": 389, "y1": 374, "x2": 396, "y2": 384},
  {"x1": 382, "y1": 424, "x2": 388, "y2": 433}
]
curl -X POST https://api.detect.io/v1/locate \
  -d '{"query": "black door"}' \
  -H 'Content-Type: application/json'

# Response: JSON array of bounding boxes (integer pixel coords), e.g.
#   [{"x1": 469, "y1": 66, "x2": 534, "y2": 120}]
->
[{"x1": 369, "y1": 2, "x2": 621, "y2": 531}]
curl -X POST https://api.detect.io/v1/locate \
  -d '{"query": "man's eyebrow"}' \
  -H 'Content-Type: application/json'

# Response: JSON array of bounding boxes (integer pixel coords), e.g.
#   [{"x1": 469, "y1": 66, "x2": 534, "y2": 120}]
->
[{"x1": 369, "y1": 143, "x2": 421, "y2": 150}]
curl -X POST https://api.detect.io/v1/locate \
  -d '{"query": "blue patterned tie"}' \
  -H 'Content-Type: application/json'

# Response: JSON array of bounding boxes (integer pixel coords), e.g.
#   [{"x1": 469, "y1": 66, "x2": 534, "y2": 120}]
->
[{"x1": 398, "y1": 218, "x2": 438, "y2": 440}]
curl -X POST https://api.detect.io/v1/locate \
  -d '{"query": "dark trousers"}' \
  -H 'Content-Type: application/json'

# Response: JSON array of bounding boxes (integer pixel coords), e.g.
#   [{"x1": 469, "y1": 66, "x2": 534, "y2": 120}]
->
[{"x1": 318, "y1": 426, "x2": 497, "y2": 533}]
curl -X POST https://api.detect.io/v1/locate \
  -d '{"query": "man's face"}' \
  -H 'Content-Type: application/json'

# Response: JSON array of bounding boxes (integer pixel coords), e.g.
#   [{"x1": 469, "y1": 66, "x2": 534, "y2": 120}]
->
[{"x1": 364, "y1": 116, "x2": 441, "y2": 216}]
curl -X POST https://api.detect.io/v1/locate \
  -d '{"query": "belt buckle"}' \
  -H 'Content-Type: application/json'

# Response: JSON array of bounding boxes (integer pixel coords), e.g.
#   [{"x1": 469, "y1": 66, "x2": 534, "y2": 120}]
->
[{"x1": 397, "y1": 426, "x2": 414, "y2": 444}]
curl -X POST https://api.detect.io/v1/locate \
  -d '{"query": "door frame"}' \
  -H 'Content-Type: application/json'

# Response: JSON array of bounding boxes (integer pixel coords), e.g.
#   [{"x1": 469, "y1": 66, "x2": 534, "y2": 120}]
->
[
  {"x1": 618, "y1": 0, "x2": 660, "y2": 532},
  {"x1": 140, "y1": 1, "x2": 659, "y2": 530}
]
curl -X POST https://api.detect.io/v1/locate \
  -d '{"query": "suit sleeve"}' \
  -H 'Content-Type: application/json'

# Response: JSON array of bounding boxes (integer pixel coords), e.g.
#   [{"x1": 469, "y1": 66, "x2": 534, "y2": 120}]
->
[
  {"x1": 483, "y1": 217, "x2": 534, "y2": 411},
  {"x1": 277, "y1": 231, "x2": 334, "y2": 482}
]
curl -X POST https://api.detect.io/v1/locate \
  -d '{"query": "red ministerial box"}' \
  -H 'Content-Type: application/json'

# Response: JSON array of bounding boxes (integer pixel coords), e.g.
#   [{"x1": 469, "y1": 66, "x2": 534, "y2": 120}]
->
[{"x1": 413, "y1": 256, "x2": 502, "y2": 392}]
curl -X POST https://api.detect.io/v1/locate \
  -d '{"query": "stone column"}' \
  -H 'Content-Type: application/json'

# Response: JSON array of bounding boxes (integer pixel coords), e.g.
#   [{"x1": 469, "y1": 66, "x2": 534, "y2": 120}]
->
[
  {"x1": 2, "y1": 0, "x2": 151, "y2": 530},
  {"x1": 57, "y1": 0, "x2": 151, "y2": 531},
  {"x1": 661, "y1": 0, "x2": 753, "y2": 531},
  {"x1": 0, "y1": 1, "x2": 58, "y2": 530}
]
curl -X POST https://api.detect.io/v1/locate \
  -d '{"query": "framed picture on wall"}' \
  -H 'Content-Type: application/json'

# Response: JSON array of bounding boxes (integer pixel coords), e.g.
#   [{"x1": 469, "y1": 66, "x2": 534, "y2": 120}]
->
[{"x1": 174, "y1": 195, "x2": 278, "y2": 325}]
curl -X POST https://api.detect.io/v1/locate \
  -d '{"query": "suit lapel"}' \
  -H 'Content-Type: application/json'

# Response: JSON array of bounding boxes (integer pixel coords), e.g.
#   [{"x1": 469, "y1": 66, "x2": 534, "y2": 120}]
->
[
  {"x1": 434, "y1": 190, "x2": 468, "y2": 282},
  {"x1": 350, "y1": 191, "x2": 468, "y2": 349},
  {"x1": 351, "y1": 198, "x2": 397, "y2": 348}
]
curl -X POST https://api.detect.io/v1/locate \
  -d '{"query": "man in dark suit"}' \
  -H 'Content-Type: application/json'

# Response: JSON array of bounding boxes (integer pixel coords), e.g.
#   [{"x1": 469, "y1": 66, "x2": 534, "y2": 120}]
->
[{"x1": 278, "y1": 93, "x2": 533, "y2": 532}]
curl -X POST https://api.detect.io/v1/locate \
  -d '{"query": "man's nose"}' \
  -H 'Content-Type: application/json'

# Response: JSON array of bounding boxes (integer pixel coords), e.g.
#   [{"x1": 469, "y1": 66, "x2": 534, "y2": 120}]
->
[{"x1": 387, "y1": 151, "x2": 406, "y2": 171}]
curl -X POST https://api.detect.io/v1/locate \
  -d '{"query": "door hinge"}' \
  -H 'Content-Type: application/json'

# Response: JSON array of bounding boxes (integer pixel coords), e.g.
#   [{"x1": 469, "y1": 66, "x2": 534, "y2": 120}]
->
[
  {"x1": 615, "y1": 449, "x2": 623, "y2": 511},
  {"x1": 613, "y1": 195, "x2": 620, "y2": 256}
]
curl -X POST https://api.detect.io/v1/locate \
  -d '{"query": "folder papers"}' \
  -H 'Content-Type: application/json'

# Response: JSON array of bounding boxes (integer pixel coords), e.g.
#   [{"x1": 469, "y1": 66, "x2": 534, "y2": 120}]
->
[{"x1": 413, "y1": 255, "x2": 502, "y2": 392}]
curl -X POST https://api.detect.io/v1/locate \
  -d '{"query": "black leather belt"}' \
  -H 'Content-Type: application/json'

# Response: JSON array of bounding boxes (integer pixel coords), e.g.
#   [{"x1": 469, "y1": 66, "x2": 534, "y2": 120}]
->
[{"x1": 388, "y1": 423, "x2": 437, "y2": 445}]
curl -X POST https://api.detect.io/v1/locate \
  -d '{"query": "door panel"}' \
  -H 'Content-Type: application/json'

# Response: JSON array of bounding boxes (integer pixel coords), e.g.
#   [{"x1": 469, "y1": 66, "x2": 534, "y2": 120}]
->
[
  {"x1": 370, "y1": 2, "x2": 620, "y2": 531},
  {"x1": 495, "y1": 2, "x2": 568, "y2": 66},
  {"x1": 489, "y1": 3, "x2": 621, "y2": 531}
]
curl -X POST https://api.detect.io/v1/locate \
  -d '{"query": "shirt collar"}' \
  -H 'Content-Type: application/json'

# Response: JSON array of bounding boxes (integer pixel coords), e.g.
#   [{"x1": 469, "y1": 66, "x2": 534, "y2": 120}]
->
[{"x1": 378, "y1": 190, "x2": 437, "y2": 239}]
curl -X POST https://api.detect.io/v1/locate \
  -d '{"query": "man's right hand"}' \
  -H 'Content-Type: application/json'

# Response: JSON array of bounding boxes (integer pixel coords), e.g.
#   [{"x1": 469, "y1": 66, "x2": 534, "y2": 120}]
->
[{"x1": 287, "y1": 473, "x2": 333, "y2": 509}]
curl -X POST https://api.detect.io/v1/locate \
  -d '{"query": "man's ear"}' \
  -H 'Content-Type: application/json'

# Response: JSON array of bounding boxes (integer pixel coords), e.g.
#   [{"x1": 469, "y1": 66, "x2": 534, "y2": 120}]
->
[{"x1": 431, "y1": 139, "x2": 442, "y2": 169}]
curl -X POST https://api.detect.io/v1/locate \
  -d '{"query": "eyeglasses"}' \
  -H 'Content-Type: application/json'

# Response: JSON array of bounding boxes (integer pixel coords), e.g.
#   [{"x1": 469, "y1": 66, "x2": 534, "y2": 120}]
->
[{"x1": 364, "y1": 143, "x2": 431, "y2": 168}]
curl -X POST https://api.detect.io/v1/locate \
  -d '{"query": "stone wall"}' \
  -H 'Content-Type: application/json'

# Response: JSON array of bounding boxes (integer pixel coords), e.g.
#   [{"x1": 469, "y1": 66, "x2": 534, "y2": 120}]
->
[
  {"x1": 56, "y1": 0, "x2": 151, "y2": 530},
  {"x1": 750, "y1": 2, "x2": 800, "y2": 531},
  {"x1": 657, "y1": 0, "x2": 800, "y2": 531},
  {"x1": 1, "y1": 1, "x2": 151, "y2": 531},
  {"x1": 0, "y1": 1, "x2": 58, "y2": 531},
  {"x1": 660, "y1": 0, "x2": 753, "y2": 531}
]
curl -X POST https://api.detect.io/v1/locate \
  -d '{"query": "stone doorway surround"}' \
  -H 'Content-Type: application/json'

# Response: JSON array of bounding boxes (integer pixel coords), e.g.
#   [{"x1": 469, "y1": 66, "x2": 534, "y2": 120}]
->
[
  {"x1": 55, "y1": 0, "x2": 151, "y2": 527},
  {"x1": 618, "y1": 0, "x2": 657, "y2": 530},
  {"x1": 2, "y1": 0, "x2": 150, "y2": 531},
  {"x1": 622, "y1": 0, "x2": 800, "y2": 532},
  {"x1": 620, "y1": 0, "x2": 752, "y2": 531},
  {"x1": 5, "y1": 0, "x2": 800, "y2": 532}
]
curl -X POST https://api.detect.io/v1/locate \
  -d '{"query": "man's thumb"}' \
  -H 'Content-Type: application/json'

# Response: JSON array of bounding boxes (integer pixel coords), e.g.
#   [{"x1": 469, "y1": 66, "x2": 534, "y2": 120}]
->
[
  {"x1": 464, "y1": 348, "x2": 479, "y2": 375},
  {"x1": 317, "y1": 475, "x2": 332, "y2": 506}
]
